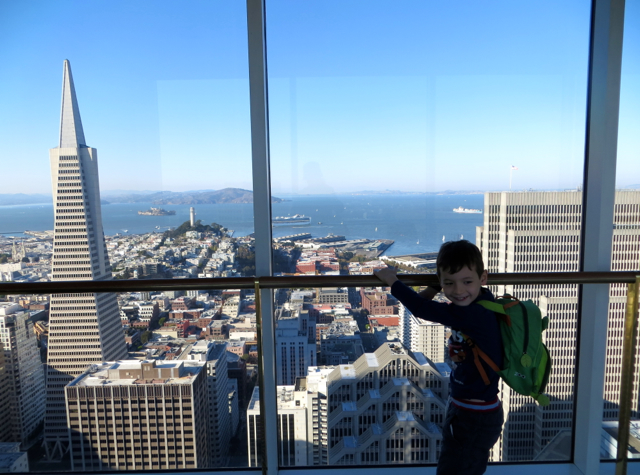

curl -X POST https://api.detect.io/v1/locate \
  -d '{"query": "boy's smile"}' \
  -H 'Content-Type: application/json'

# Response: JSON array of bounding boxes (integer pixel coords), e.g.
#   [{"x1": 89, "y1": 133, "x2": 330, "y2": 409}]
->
[{"x1": 439, "y1": 265, "x2": 487, "y2": 306}]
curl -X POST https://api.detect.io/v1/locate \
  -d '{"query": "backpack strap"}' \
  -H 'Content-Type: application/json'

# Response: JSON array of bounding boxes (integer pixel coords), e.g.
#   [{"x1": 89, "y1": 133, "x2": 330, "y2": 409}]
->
[
  {"x1": 477, "y1": 299, "x2": 512, "y2": 326},
  {"x1": 462, "y1": 335, "x2": 501, "y2": 385},
  {"x1": 476, "y1": 300, "x2": 506, "y2": 314}
]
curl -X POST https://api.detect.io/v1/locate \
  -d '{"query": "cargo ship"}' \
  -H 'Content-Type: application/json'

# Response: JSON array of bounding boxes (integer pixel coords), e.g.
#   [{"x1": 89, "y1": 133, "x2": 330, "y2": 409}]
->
[
  {"x1": 138, "y1": 207, "x2": 176, "y2": 216},
  {"x1": 272, "y1": 214, "x2": 311, "y2": 226},
  {"x1": 453, "y1": 207, "x2": 482, "y2": 214}
]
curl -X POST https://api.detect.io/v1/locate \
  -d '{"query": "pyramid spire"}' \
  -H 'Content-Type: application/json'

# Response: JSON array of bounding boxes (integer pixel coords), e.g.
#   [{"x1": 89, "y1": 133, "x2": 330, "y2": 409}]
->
[{"x1": 59, "y1": 59, "x2": 86, "y2": 148}]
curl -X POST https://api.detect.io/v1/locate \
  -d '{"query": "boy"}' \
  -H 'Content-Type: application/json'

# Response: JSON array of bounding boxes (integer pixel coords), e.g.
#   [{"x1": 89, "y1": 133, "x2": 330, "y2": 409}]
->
[{"x1": 374, "y1": 240, "x2": 503, "y2": 475}]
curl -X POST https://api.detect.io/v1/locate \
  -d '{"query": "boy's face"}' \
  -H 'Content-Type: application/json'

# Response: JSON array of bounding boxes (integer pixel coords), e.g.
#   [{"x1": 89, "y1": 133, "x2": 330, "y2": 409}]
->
[{"x1": 438, "y1": 265, "x2": 487, "y2": 307}]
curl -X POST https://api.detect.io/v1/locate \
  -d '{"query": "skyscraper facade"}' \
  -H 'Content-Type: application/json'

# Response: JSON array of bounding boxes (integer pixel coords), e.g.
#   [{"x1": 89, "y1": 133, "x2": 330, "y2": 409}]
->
[
  {"x1": 187, "y1": 341, "x2": 232, "y2": 467},
  {"x1": 398, "y1": 303, "x2": 446, "y2": 364},
  {"x1": 275, "y1": 298, "x2": 316, "y2": 386},
  {"x1": 0, "y1": 303, "x2": 46, "y2": 446},
  {"x1": 249, "y1": 343, "x2": 450, "y2": 466},
  {"x1": 65, "y1": 360, "x2": 209, "y2": 471},
  {"x1": 476, "y1": 190, "x2": 640, "y2": 461},
  {"x1": 0, "y1": 342, "x2": 13, "y2": 444},
  {"x1": 43, "y1": 60, "x2": 127, "y2": 460}
]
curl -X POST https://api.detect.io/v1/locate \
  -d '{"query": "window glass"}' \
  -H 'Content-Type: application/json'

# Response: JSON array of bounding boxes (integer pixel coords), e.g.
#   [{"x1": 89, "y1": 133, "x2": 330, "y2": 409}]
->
[
  {"x1": 0, "y1": 287, "x2": 257, "y2": 471},
  {"x1": 0, "y1": 0, "x2": 255, "y2": 279},
  {"x1": 266, "y1": 0, "x2": 591, "y2": 466},
  {"x1": 0, "y1": 0, "x2": 255, "y2": 471}
]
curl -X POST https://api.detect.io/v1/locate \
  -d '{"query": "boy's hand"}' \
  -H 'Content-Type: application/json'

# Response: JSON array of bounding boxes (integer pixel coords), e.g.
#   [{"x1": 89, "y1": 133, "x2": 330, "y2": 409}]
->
[{"x1": 374, "y1": 266, "x2": 399, "y2": 287}]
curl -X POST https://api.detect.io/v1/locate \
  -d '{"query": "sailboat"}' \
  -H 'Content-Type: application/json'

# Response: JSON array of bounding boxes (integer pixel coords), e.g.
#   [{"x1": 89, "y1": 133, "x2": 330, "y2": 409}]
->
[
  {"x1": 417, "y1": 239, "x2": 420, "y2": 244},
  {"x1": 442, "y1": 235, "x2": 445, "y2": 242}
]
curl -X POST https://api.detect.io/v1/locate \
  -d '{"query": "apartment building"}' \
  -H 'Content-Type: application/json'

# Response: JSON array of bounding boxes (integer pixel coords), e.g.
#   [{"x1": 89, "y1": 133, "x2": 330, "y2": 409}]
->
[
  {"x1": 317, "y1": 288, "x2": 350, "y2": 305},
  {"x1": 360, "y1": 288, "x2": 398, "y2": 315}
]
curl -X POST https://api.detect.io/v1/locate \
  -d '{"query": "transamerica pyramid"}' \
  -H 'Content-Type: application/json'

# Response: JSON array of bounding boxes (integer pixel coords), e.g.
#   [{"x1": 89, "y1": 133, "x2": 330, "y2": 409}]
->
[{"x1": 43, "y1": 60, "x2": 127, "y2": 461}]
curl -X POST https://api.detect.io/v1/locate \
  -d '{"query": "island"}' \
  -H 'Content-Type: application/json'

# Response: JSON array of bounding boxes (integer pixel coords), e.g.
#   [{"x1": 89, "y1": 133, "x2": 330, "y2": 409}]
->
[{"x1": 138, "y1": 207, "x2": 176, "y2": 216}]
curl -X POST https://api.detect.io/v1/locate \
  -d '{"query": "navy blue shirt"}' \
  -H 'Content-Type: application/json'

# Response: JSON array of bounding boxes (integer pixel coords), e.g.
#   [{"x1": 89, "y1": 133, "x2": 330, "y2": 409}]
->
[{"x1": 391, "y1": 281, "x2": 503, "y2": 401}]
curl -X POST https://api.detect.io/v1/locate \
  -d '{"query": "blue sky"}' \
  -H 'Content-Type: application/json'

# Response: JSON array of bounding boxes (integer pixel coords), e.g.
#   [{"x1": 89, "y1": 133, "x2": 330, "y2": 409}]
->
[{"x1": 0, "y1": 0, "x2": 637, "y2": 195}]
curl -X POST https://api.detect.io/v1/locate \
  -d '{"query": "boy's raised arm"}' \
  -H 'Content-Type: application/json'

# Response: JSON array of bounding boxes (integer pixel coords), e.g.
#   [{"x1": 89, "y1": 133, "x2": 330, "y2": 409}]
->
[
  {"x1": 417, "y1": 286, "x2": 440, "y2": 301},
  {"x1": 374, "y1": 267, "x2": 399, "y2": 287},
  {"x1": 374, "y1": 267, "x2": 440, "y2": 302}
]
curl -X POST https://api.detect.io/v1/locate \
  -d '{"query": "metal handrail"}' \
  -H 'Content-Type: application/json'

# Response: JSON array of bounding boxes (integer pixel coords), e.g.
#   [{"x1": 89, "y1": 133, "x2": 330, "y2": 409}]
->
[
  {"x1": 2, "y1": 270, "x2": 638, "y2": 473},
  {"x1": 0, "y1": 271, "x2": 637, "y2": 294}
]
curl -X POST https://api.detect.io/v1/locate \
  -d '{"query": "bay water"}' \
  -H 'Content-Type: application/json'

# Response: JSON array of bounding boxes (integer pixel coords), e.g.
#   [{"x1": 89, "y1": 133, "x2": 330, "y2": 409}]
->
[{"x1": 0, "y1": 194, "x2": 484, "y2": 256}]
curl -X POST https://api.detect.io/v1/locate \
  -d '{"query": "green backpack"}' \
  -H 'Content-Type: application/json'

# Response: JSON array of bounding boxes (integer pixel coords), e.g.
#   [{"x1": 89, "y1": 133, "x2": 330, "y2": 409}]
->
[{"x1": 466, "y1": 296, "x2": 552, "y2": 406}]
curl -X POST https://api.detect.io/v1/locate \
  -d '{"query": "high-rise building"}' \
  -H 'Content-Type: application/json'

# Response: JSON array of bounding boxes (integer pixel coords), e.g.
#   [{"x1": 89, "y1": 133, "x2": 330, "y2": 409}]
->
[
  {"x1": 249, "y1": 385, "x2": 311, "y2": 467},
  {"x1": 248, "y1": 343, "x2": 450, "y2": 466},
  {"x1": 65, "y1": 360, "x2": 209, "y2": 471},
  {"x1": 43, "y1": 60, "x2": 127, "y2": 460},
  {"x1": 187, "y1": 341, "x2": 232, "y2": 467},
  {"x1": 398, "y1": 303, "x2": 447, "y2": 364},
  {"x1": 476, "y1": 190, "x2": 640, "y2": 461},
  {"x1": 0, "y1": 342, "x2": 12, "y2": 443},
  {"x1": 275, "y1": 298, "x2": 316, "y2": 386},
  {"x1": 0, "y1": 303, "x2": 46, "y2": 446}
]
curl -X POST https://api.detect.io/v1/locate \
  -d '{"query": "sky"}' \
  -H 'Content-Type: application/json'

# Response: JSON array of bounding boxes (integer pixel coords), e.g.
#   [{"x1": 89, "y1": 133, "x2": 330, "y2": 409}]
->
[{"x1": 0, "y1": 0, "x2": 638, "y2": 195}]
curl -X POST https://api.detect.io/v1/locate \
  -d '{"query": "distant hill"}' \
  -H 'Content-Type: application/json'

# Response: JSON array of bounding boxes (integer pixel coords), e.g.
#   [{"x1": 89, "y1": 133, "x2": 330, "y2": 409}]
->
[{"x1": 106, "y1": 188, "x2": 284, "y2": 205}]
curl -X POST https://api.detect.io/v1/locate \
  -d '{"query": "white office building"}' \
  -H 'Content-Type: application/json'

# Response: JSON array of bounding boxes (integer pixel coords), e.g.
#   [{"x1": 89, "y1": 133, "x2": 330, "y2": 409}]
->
[
  {"x1": 43, "y1": 60, "x2": 127, "y2": 460},
  {"x1": 187, "y1": 341, "x2": 232, "y2": 467},
  {"x1": 0, "y1": 305, "x2": 46, "y2": 447},
  {"x1": 476, "y1": 190, "x2": 640, "y2": 462},
  {"x1": 275, "y1": 300, "x2": 316, "y2": 386},
  {"x1": 398, "y1": 303, "x2": 447, "y2": 364},
  {"x1": 249, "y1": 343, "x2": 450, "y2": 466}
]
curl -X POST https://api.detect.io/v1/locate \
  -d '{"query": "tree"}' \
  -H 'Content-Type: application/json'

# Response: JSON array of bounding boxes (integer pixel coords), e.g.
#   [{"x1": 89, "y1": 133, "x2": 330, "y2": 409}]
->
[
  {"x1": 236, "y1": 246, "x2": 256, "y2": 276},
  {"x1": 21, "y1": 256, "x2": 30, "y2": 263},
  {"x1": 141, "y1": 330, "x2": 153, "y2": 344},
  {"x1": 115, "y1": 269, "x2": 131, "y2": 280},
  {"x1": 273, "y1": 249, "x2": 292, "y2": 273},
  {"x1": 163, "y1": 220, "x2": 225, "y2": 240}
]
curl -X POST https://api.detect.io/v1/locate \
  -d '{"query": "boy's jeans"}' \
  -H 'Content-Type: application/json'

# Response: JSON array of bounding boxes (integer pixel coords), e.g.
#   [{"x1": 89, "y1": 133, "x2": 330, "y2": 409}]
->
[{"x1": 437, "y1": 402, "x2": 504, "y2": 475}]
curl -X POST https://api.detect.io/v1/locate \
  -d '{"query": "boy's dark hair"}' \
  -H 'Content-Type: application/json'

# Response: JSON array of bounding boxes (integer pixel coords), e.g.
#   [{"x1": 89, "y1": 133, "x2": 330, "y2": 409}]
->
[{"x1": 436, "y1": 240, "x2": 485, "y2": 277}]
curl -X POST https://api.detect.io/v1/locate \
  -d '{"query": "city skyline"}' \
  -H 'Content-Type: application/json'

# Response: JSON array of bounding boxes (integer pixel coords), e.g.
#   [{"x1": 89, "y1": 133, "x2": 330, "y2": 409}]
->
[
  {"x1": 0, "y1": 1, "x2": 638, "y2": 195},
  {"x1": 0, "y1": 2, "x2": 635, "y2": 473}
]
